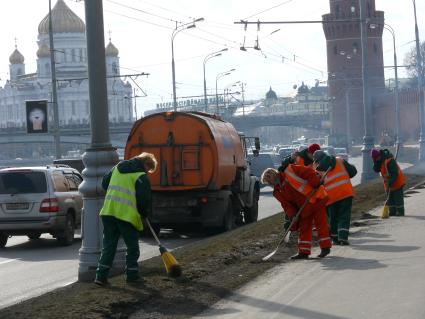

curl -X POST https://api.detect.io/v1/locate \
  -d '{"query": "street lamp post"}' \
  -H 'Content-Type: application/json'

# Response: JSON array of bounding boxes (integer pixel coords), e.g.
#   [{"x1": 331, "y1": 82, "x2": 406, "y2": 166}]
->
[
  {"x1": 215, "y1": 69, "x2": 235, "y2": 115},
  {"x1": 78, "y1": 0, "x2": 122, "y2": 282},
  {"x1": 203, "y1": 48, "x2": 228, "y2": 113},
  {"x1": 359, "y1": 0, "x2": 375, "y2": 183},
  {"x1": 412, "y1": 0, "x2": 425, "y2": 161},
  {"x1": 370, "y1": 23, "x2": 401, "y2": 150},
  {"x1": 171, "y1": 18, "x2": 204, "y2": 112}
]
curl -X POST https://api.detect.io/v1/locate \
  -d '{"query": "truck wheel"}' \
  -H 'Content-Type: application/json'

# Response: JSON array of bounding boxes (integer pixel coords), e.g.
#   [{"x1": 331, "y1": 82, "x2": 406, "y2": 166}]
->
[
  {"x1": 244, "y1": 200, "x2": 259, "y2": 223},
  {"x1": 221, "y1": 200, "x2": 235, "y2": 232},
  {"x1": 0, "y1": 233, "x2": 8, "y2": 248},
  {"x1": 57, "y1": 214, "x2": 75, "y2": 246},
  {"x1": 28, "y1": 233, "x2": 42, "y2": 240}
]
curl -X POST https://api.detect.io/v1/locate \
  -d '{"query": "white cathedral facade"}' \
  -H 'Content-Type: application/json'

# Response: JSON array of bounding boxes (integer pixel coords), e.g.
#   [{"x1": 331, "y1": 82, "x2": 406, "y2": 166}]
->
[{"x1": 0, "y1": 0, "x2": 133, "y2": 129}]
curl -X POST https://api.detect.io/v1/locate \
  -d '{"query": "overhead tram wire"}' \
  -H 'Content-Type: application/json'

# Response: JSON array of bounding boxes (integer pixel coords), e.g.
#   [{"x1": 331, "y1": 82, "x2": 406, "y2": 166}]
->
[
  {"x1": 133, "y1": 0, "x2": 194, "y2": 20},
  {"x1": 243, "y1": 0, "x2": 296, "y2": 20},
  {"x1": 104, "y1": 0, "x2": 182, "y2": 24}
]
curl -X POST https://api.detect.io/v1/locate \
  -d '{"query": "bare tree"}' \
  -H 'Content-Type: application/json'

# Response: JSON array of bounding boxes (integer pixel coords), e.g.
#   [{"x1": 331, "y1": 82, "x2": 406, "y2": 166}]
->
[{"x1": 404, "y1": 41, "x2": 425, "y2": 83}]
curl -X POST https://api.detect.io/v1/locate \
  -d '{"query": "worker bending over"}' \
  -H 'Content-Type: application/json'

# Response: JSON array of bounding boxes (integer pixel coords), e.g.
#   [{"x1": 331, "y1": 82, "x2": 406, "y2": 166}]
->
[
  {"x1": 313, "y1": 150, "x2": 357, "y2": 245},
  {"x1": 371, "y1": 148, "x2": 405, "y2": 216},
  {"x1": 261, "y1": 160, "x2": 331, "y2": 259},
  {"x1": 292, "y1": 143, "x2": 321, "y2": 167}
]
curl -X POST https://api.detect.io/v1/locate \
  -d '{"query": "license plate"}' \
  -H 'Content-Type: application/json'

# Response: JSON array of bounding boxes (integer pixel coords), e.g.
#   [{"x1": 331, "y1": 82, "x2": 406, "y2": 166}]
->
[{"x1": 6, "y1": 203, "x2": 29, "y2": 210}]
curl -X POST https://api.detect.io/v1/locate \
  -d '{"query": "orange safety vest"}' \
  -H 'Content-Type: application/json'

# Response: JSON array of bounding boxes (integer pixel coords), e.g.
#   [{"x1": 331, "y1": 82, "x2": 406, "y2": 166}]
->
[
  {"x1": 324, "y1": 158, "x2": 354, "y2": 206},
  {"x1": 295, "y1": 156, "x2": 313, "y2": 168},
  {"x1": 381, "y1": 158, "x2": 405, "y2": 191},
  {"x1": 284, "y1": 165, "x2": 327, "y2": 203}
]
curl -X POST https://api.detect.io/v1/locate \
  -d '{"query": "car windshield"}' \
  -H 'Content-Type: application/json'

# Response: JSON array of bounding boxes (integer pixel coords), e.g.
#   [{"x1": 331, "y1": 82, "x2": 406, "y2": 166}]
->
[{"x1": 0, "y1": 171, "x2": 47, "y2": 194}]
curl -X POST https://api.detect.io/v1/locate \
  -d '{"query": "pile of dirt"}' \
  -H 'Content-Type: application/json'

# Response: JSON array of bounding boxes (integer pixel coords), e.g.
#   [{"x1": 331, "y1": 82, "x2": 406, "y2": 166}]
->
[{"x1": 1, "y1": 174, "x2": 423, "y2": 319}]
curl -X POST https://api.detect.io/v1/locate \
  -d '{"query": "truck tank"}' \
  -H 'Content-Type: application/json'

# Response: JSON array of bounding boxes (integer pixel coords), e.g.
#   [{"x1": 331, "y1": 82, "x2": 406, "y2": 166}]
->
[{"x1": 125, "y1": 112, "x2": 246, "y2": 191}]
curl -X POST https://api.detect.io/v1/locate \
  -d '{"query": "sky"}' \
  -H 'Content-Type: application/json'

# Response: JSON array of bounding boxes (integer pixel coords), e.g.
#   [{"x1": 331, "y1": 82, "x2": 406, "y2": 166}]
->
[{"x1": 0, "y1": 0, "x2": 424, "y2": 116}]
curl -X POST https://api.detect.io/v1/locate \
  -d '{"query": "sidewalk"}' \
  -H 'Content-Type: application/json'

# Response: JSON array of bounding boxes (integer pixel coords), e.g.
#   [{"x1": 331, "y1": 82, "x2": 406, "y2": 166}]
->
[{"x1": 194, "y1": 186, "x2": 425, "y2": 319}]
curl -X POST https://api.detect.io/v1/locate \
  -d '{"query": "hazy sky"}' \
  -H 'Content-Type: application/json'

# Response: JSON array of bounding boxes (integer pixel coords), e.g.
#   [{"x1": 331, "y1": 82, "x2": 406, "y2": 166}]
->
[{"x1": 0, "y1": 0, "x2": 423, "y2": 115}]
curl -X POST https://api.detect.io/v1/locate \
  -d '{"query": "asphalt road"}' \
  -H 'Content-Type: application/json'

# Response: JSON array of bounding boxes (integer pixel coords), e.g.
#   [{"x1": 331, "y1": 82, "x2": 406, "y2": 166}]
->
[
  {"x1": 195, "y1": 186, "x2": 425, "y2": 319},
  {"x1": 0, "y1": 157, "x2": 410, "y2": 309}
]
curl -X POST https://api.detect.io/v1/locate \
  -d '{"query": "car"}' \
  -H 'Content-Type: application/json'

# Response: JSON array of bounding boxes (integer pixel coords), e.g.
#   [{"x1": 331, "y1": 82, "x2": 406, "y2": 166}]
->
[
  {"x1": 278, "y1": 147, "x2": 296, "y2": 160},
  {"x1": 0, "y1": 165, "x2": 83, "y2": 248},
  {"x1": 322, "y1": 146, "x2": 336, "y2": 156},
  {"x1": 247, "y1": 152, "x2": 279, "y2": 186},
  {"x1": 334, "y1": 147, "x2": 349, "y2": 161}
]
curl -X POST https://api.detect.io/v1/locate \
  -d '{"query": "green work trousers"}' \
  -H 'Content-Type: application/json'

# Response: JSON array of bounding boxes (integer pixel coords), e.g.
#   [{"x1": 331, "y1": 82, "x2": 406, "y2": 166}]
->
[
  {"x1": 388, "y1": 187, "x2": 404, "y2": 216},
  {"x1": 326, "y1": 197, "x2": 353, "y2": 242},
  {"x1": 96, "y1": 216, "x2": 140, "y2": 281}
]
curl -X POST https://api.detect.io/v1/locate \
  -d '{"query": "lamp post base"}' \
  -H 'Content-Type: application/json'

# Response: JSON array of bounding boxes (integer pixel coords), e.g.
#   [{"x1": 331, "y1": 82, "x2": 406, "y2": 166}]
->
[
  {"x1": 78, "y1": 148, "x2": 126, "y2": 282},
  {"x1": 419, "y1": 134, "x2": 425, "y2": 161},
  {"x1": 360, "y1": 135, "x2": 377, "y2": 183}
]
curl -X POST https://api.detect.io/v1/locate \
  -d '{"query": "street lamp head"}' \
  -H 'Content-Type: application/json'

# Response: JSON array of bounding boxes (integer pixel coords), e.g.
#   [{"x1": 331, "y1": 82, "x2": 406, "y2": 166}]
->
[
  {"x1": 240, "y1": 46, "x2": 247, "y2": 51},
  {"x1": 195, "y1": 17, "x2": 204, "y2": 22},
  {"x1": 221, "y1": 48, "x2": 229, "y2": 52},
  {"x1": 187, "y1": 24, "x2": 196, "y2": 29},
  {"x1": 214, "y1": 53, "x2": 222, "y2": 58},
  {"x1": 230, "y1": 68, "x2": 236, "y2": 72}
]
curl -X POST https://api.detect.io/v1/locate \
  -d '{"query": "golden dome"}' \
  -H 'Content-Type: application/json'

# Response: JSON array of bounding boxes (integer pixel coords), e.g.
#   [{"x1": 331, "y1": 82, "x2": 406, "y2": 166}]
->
[
  {"x1": 9, "y1": 48, "x2": 25, "y2": 64},
  {"x1": 105, "y1": 41, "x2": 119, "y2": 57},
  {"x1": 37, "y1": 44, "x2": 51, "y2": 58},
  {"x1": 38, "y1": 0, "x2": 85, "y2": 35}
]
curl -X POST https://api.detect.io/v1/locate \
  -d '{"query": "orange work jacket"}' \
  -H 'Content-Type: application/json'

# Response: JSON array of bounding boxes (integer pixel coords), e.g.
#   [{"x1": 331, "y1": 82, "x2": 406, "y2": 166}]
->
[
  {"x1": 323, "y1": 158, "x2": 354, "y2": 206},
  {"x1": 381, "y1": 158, "x2": 405, "y2": 191},
  {"x1": 284, "y1": 165, "x2": 327, "y2": 203}
]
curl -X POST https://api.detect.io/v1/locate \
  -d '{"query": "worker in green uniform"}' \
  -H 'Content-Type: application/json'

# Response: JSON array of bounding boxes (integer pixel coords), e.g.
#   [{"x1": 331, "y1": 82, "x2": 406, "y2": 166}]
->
[
  {"x1": 371, "y1": 148, "x2": 405, "y2": 216},
  {"x1": 94, "y1": 152, "x2": 157, "y2": 286},
  {"x1": 313, "y1": 150, "x2": 357, "y2": 245}
]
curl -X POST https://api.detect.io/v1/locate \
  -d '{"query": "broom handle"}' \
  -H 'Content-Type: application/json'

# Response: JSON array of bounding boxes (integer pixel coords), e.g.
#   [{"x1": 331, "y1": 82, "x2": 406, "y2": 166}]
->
[{"x1": 145, "y1": 218, "x2": 162, "y2": 246}]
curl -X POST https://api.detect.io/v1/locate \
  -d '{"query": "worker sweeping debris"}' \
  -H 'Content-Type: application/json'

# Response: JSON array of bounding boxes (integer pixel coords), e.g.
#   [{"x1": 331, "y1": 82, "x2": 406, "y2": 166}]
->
[
  {"x1": 371, "y1": 148, "x2": 406, "y2": 217},
  {"x1": 313, "y1": 150, "x2": 357, "y2": 245},
  {"x1": 261, "y1": 158, "x2": 332, "y2": 260},
  {"x1": 145, "y1": 218, "x2": 182, "y2": 278},
  {"x1": 94, "y1": 152, "x2": 157, "y2": 286}
]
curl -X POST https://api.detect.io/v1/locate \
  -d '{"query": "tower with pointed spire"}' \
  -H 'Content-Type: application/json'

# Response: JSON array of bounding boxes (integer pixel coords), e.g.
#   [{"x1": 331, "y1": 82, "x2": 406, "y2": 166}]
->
[{"x1": 9, "y1": 42, "x2": 25, "y2": 81}]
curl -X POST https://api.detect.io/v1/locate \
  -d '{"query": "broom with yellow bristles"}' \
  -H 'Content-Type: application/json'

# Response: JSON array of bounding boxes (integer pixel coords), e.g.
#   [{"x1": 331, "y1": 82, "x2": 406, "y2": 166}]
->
[
  {"x1": 145, "y1": 218, "x2": 182, "y2": 277},
  {"x1": 381, "y1": 143, "x2": 400, "y2": 219}
]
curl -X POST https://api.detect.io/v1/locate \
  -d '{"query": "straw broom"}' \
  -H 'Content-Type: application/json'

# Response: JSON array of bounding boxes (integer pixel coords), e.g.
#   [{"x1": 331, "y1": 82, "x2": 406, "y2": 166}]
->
[{"x1": 145, "y1": 218, "x2": 182, "y2": 277}]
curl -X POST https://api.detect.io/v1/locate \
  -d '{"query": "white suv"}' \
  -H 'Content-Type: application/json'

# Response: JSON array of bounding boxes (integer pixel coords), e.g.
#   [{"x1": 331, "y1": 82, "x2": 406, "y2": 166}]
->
[{"x1": 0, "y1": 165, "x2": 83, "y2": 247}]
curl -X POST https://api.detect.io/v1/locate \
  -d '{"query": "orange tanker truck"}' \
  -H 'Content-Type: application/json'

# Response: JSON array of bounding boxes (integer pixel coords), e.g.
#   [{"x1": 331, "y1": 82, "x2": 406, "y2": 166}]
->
[{"x1": 125, "y1": 111, "x2": 261, "y2": 232}]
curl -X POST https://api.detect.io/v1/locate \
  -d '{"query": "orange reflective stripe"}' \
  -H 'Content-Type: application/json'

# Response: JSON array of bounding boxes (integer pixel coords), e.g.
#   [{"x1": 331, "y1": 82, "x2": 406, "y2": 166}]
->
[
  {"x1": 284, "y1": 165, "x2": 327, "y2": 203},
  {"x1": 324, "y1": 159, "x2": 354, "y2": 205}
]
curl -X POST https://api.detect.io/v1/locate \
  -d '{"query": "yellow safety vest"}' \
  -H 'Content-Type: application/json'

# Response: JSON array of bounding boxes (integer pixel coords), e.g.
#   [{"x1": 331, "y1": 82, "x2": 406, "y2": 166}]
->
[{"x1": 100, "y1": 168, "x2": 145, "y2": 231}]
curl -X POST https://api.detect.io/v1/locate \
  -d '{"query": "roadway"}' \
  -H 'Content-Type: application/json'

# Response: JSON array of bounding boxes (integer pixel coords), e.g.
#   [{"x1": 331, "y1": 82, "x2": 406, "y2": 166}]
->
[{"x1": 0, "y1": 157, "x2": 410, "y2": 309}]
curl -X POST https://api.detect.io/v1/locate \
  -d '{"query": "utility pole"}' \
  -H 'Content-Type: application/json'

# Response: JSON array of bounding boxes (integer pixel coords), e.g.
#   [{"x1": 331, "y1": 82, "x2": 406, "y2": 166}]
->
[
  {"x1": 412, "y1": 0, "x2": 425, "y2": 161},
  {"x1": 241, "y1": 83, "x2": 245, "y2": 116},
  {"x1": 48, "y1": 0, "x2": 61, "y2": 159},
  {"x1": 78, "y1": 0, "x2": 123, "y2": 282},
  {"x1": 133, "y1": 88, "x2": 138, "y2": 120},
  {"x1": 345, "y1": 90, "x2": 351, "y2": 153},
  {"x1": 359, "y1": 0, "x2": 375, "y2": 182}
]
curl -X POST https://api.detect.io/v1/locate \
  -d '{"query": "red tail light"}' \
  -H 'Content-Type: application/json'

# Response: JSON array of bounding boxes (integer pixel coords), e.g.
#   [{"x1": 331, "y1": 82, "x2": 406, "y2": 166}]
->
[
  {"x1": 40, "y1": 198, "x2": 59, "y2": 213},
  {"x1": 200, "y1": 197, "x2": 208, "y2": 204}
]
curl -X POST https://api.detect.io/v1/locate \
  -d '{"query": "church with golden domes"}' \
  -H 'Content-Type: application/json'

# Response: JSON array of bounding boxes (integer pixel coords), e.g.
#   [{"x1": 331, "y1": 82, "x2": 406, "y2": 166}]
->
[{"x1": 0, "y1": 0, "x2": 133, "y2": 129}]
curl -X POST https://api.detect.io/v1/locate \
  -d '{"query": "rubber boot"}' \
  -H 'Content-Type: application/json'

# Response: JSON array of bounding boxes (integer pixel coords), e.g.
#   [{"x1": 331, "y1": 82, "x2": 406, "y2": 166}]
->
[
  {"x1": 317, "y1": 247, "x2": 331, "y2": 258},
  {"x1": 339, "y1": 239, "x2": 350, "y2": 246},
  {"x1": 290, "y1": 253, "x2": 309, "y2": 260}
]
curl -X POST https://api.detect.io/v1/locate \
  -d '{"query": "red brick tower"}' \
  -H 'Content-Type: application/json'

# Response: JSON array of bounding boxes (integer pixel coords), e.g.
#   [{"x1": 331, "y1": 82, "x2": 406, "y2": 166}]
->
[{"x1": 323, "y1": 0, "x2": 385, "y2": 143}]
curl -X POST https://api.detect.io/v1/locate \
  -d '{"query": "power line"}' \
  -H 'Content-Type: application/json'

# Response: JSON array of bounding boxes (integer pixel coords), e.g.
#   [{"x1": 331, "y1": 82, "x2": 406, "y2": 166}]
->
[{"x1": 243, "y1": 0, "x2": 295, "y2": 20}]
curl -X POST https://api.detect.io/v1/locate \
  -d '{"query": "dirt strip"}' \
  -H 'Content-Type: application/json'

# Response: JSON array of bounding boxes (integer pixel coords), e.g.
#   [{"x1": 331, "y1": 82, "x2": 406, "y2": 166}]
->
[{"x1": 1, "y1": 174, "x2": 424, "y2": 319}]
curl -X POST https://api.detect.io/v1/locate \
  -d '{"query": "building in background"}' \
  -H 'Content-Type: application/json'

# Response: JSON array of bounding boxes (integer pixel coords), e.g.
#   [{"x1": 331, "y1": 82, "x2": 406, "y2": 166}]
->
[{"x1": 0, "y1": 0, "x2": 132, "y2": 129}]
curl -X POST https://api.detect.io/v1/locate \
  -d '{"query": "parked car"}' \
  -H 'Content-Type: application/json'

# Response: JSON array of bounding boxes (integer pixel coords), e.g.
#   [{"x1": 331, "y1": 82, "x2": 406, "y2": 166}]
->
[
  {"x1": 322, "y1": 146, "x2": 336, "y2": 156},
  {"x1": 334, "y1": 147, "x2": 349, "y2": 161},
  {"x1": 0, "y1": 165, "x2": 83, "y2": 248}
]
